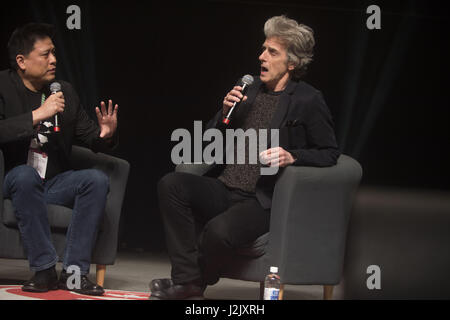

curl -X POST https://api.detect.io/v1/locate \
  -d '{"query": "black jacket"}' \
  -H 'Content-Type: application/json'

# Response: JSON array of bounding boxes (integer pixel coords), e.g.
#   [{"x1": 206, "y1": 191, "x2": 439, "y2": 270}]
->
[
  {"x1": 0, "y1": 69, "x2": 115, "y2": 176},
  {"x1": 206, "y1": 77, "x2": 340, "y2": 208}
]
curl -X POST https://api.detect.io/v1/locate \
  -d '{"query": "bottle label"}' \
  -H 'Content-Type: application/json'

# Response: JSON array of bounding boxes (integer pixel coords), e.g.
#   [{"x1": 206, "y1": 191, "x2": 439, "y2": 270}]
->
[{"x1": 263, "y1": 288, "x2": 280, "y2": 300}]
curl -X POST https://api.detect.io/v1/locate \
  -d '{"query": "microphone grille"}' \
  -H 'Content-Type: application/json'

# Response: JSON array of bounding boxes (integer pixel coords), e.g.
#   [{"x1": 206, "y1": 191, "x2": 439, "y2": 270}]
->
[
  {"x1": 241, "y1": 74, "x2": 254, "y2": 86},
  {"x1": 50, "y1": 82, "x2": 61, "y2": 93}
]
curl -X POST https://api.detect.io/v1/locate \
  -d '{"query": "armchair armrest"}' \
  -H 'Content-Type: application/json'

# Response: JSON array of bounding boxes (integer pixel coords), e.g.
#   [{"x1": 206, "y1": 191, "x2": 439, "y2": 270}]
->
[
  {"x1": 70, "y1": 145, "x2": 130, "y2": 265},
  {"x1": 267, "y1": 154, "x2": 362, "y2": 284}
]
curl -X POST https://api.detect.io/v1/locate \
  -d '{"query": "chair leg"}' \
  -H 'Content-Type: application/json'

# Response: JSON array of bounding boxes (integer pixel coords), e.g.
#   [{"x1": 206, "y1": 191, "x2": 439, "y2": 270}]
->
[
  {"x1": 259, "y1": 282, "x2": 265, "y2": 300},
  {"x1": 323, "y1": 285, "x2": 334, "y2": 300},
  {"x1": 96, "y1": 264, "x2": 106, "y2": 287},
  {"x1": 278, "y1": 284, "x2": 285, "y2": 300}
]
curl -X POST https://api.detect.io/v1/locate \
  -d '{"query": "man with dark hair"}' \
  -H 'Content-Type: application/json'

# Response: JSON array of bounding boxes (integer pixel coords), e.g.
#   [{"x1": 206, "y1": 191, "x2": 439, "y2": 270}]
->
[
  {"x1": 0, "y1": 23, "x2": 119, "y2": 296},
  {"x1": 150, "y1": 16, "x2": 340, "y2": 300},
  {"x1": 7, "y1": 23, "x2": 54, "y2": 71}
]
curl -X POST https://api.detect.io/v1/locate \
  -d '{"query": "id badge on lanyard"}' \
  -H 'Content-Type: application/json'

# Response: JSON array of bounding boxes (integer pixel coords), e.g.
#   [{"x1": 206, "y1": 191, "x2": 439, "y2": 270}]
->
[{"x1": 27, "y1": 93, "x2": 48, "y2": 179}]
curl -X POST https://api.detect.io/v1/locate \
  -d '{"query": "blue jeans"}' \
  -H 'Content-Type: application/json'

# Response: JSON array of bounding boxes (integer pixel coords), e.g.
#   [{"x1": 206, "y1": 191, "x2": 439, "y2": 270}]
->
[{"x1": 3, "y1": 165, "x2": 109, "y2": 275}]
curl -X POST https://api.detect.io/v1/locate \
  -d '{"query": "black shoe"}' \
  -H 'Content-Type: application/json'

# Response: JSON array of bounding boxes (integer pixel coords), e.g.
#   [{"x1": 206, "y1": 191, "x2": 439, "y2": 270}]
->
[
  {"x1": 58, "y1": 270, "x2": 105, "y2": 296},
  {"x1": 149, "y1": 280, "x2": 206, "y2": 300},
  {"x1": 22, "y1": 266, "x2": 58, "y2": 293},
  {"x1": 149, "y1": 278, "x2": 173, "y2": 292}
]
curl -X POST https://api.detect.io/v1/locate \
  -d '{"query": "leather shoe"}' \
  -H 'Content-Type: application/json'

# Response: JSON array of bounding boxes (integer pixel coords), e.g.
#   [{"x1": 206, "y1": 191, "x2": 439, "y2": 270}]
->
[
  {"x1": 150, "y1": 280, "x2": 206, "y2": 300},
  {"x1": 58, "y1": 270, "x2": 104, "y2": 296},
  {"x1": 22, "y1": 267, "x2": 58, "y2": 293},
  {"x1": 149, "y1": 278, "x2": 173, "y2": 292}
]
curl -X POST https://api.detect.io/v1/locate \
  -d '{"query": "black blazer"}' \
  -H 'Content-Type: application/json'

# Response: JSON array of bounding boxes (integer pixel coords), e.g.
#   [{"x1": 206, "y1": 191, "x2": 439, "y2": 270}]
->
[
  {"x1": 206, "y1": 77, "x2": 340, "y2": 208},
  {"x1": 0, "y1": 69, "x2": 115, "y2": 176}
]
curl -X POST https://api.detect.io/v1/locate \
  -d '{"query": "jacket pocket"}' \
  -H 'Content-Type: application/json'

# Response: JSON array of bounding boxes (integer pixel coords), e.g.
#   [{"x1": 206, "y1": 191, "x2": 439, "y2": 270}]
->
[{"x1": 288, "y1": 123, "x2": 307, "y2": 149}]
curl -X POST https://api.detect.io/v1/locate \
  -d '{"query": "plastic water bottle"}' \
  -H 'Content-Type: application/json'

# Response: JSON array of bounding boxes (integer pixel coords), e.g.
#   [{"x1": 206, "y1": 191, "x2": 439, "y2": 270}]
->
[{"x1": 263, "y1": 266, "x2": 281, "y2": 300}]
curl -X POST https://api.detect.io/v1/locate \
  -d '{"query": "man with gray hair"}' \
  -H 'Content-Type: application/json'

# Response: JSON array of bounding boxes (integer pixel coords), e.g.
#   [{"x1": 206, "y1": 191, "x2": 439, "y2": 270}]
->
[{"x1": 151, "y1": 15, "x2": 339, "y2": 300}]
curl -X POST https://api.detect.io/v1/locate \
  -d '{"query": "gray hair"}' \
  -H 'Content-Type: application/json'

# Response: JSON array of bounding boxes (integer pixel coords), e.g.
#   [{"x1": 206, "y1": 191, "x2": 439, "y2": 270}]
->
[{"x1": 264, "y1": 15, "x2": 315, "y2": 79}]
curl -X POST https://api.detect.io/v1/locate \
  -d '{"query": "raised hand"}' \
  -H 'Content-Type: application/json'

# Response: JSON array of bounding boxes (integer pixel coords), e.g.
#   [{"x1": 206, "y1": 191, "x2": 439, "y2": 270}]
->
[{"x1": 95, "y1": 100, "x2": 118, "y2": 139}]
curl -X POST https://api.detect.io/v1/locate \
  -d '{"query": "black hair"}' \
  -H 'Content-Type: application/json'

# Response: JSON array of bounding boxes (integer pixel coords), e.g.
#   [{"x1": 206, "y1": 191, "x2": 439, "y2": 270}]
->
[{"x1": 7, "y1": 23, "x2": 55, "y2": 70}]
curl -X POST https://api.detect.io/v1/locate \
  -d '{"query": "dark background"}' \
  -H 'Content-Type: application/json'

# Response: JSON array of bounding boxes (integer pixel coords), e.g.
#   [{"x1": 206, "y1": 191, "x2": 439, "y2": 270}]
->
[{"x1": 1, "y1": 0, "x2": 449, "y2": 252}]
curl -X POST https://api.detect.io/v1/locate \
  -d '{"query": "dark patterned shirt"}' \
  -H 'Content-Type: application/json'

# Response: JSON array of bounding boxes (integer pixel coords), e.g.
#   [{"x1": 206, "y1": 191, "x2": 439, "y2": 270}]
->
[{"x1": 218, "y1": 88, "x2": 282, "y2": 192}]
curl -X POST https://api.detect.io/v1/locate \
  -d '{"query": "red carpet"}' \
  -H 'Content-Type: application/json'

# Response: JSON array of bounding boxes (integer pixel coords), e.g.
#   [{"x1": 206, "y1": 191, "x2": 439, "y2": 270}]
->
[{"x1": 0, "y1": 285, "x2": 150, "y2": 300}]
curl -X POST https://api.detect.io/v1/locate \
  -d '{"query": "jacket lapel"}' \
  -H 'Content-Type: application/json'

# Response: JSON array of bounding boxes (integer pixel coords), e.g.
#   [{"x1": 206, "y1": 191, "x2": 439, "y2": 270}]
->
[
  {"x1": 10, "y1": 70, "x2": 31, "y2": 115},
  {"x1": 270, "y1": 79, "x2": 297, "y2": 129}
]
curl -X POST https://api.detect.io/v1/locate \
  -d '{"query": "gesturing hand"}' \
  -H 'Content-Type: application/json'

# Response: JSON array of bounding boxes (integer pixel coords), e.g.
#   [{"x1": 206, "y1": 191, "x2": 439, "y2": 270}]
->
[{"x1": 96, "y1": 100, "x2": 118, "y2": 139}]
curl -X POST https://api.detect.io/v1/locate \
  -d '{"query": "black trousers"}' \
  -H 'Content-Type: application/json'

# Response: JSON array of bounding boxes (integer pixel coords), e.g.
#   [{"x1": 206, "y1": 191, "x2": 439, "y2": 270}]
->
[{"x1": 157, "y1": 172, "x2": 271, "y2": 285}]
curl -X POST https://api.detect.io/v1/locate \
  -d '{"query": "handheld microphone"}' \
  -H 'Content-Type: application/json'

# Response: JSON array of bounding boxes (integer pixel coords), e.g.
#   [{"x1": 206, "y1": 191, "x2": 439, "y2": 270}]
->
[
  {"x1": 50, "y1": 82, "x2": 61, "y2": 133},
  {"x1": 223, "y1": 74, "x2": 254, "y2": 125}
]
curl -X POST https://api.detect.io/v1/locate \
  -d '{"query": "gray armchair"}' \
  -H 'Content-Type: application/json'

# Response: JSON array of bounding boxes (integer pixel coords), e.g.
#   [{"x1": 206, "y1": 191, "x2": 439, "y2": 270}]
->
[
  {"x1": 176, "y1": 154, "x2": 362, "y2": 299},
  {"x1": 0, "y1": 145, "x2": 130, "y2": 286}
]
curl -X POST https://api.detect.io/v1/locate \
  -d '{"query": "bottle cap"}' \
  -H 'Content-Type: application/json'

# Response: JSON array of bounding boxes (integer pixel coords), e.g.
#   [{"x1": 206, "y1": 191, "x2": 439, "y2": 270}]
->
[{"x1": 270, "y1": 266, "x2": 278, "y2": 273}]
